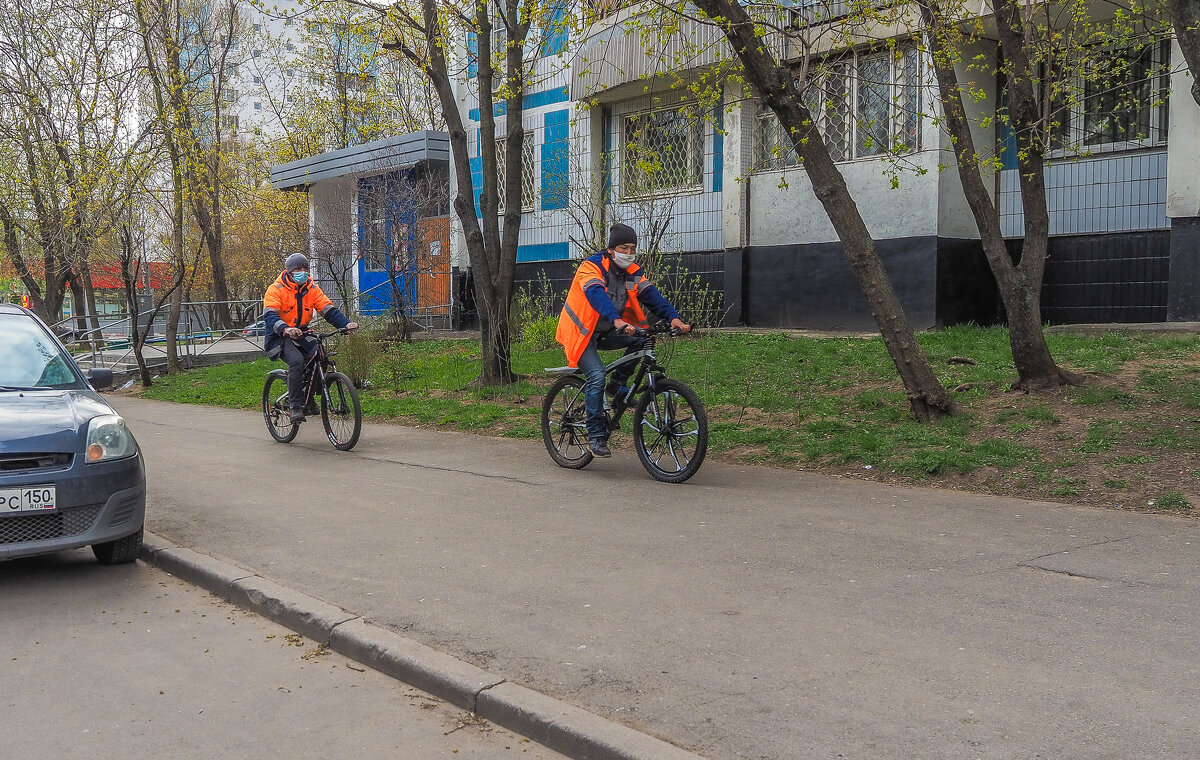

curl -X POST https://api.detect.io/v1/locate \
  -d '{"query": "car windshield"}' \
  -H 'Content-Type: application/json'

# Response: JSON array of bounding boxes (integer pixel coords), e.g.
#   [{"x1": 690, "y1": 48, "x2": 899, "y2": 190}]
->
[{"x1": 0, "y1": 313, "x2": 84, "y2": 390}]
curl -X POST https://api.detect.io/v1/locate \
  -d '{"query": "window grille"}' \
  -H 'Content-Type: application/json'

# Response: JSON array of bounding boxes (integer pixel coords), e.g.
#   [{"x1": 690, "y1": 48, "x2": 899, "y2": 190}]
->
[
  {"x1": 754, "y1": 46, "x2": 921, "y2": 170},
  {"x1": 621, "y1": 104, "x2": 704, "y2": 198},
  {"x1": 1049, "y1": 39, "x2": 1170, "y2": 153},
  {"x1": 495, "y1": 131, "x2": 536, "y2": 213}
]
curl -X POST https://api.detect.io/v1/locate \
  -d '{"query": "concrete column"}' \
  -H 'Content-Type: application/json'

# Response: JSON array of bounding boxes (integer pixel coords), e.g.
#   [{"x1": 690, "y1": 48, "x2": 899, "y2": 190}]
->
[
  {"x1": 720, "y1": 79, "x2": 751, "y2": 251},
  {"x1": 1167, "y1": 37, "x2": 1200, "y2": 219}
]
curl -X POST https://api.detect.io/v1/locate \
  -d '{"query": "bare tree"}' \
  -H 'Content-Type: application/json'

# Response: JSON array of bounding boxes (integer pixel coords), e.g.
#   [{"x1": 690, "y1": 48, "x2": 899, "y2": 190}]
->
[
  {"x1": 378, "y1": 0, "x2": 560, "y2": 384},
  {"x1": 640, "y1": 0, "x2": 955, "y2": 419}
]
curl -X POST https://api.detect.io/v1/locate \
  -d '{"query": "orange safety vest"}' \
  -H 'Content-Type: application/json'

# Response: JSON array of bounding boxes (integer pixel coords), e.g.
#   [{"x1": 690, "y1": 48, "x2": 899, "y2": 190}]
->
[
  {"x1": 556, "y1": 253, "x2": 651, "y2": 368},
  {"x1": 263, "y1": 271, "x2": 335, "y2": 330}
]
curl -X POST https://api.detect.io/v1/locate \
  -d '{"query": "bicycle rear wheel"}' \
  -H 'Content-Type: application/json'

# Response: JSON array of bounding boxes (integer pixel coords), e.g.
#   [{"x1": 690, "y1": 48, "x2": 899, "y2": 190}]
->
[
  {"x1": 263, "y1": 373, "x2": 299, "y2": 443},
  {"x1": 632, "y1": 378, "x2": 707, "y2": 483},
  {"x1": 541, "y1": 374, "x2": 594, "y2": 469},
  {"x1": 321, "y1": 371, "x2": 361, "y2": 451}
]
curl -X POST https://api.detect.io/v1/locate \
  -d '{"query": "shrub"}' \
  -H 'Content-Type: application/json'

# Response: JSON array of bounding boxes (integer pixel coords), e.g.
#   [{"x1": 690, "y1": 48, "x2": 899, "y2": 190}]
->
[{"x1": 335, "y1": 331, "x2": 380, "y2": 388}]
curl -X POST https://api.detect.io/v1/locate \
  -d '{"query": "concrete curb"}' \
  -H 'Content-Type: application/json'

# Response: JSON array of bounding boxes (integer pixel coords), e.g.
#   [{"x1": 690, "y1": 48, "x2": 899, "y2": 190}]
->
[{"x1": 139, "y1": 532, "x2": 706, "y2": 760}]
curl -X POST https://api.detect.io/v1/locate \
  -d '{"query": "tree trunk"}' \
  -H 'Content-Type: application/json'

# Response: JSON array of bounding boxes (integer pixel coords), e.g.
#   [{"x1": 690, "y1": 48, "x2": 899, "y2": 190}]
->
[
  {"x1": 80, "y1": 262, "x2": 102, "y2": 352},
  {"x1": 691, "y1": 0, "x2": 954, "y2": 419},
  {"x1": 390, "y1": 0, "x2": 524, "y2": 385},
  {"x1": 918, "y1": 0, "x2": 1081, "y2": 390},
  {"x1": 989, "y1": 0, "x2": 1083, "y2": 388},
  {"x1": 119, "y1": 227, "x2": 154, "y2": 387},
  {"x1": 1167, "y1": 0, "x2": 1200, "y2": 106},
  {"x1": 191, "y1": 170, "x2": 233, "y2": 329},
  {"x1": 166, "y1": 286, "x2": 183, "y2": 373}
]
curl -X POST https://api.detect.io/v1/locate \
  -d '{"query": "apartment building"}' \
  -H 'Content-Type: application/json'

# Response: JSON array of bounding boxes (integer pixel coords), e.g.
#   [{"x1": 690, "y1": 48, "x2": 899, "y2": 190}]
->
[{"x1": 451, "y1": 1, "x2": 1200, "y2": 329}]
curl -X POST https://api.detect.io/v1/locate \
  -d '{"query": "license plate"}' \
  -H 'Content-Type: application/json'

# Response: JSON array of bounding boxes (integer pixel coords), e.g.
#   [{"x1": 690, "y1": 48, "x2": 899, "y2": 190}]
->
[{"x1": 1, "y1": 486, "x2": 57, "y2": 513}]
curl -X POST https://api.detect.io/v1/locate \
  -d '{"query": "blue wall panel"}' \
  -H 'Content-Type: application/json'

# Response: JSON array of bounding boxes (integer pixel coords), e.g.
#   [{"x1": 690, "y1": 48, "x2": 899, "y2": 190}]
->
[
  {"x1": 358, "y1": 171, "x2": 419, "y2": 315},
  {"x1": 517, "y1": 241, "x2": 570, "y2": 262},
  {"x1": 469, "y1": 86, "x2": 569, "y2": 122},
  {"x1": 541, "y1": 109, "x2": 569, "y2": 210}
]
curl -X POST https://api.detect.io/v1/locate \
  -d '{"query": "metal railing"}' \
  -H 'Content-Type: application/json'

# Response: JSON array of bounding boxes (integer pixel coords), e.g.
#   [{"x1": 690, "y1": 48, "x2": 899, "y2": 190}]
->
[{"x1": 52, "y1": 299, "x2": 265, "y2": 373}]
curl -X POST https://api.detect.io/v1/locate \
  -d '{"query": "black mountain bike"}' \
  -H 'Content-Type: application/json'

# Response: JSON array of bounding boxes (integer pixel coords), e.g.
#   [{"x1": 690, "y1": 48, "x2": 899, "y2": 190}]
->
[
  {"x1": 263, "y1": 329, "x2": 362, "y2": 451},
  {"x1": 541, "y1": 322, "x2": 708, "y2": 483}
]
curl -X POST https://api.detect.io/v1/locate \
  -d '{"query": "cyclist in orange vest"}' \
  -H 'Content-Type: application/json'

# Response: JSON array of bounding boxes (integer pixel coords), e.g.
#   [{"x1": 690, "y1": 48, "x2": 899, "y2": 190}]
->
[
  {"x1": 556, "y1": 223, "x2": 690, "y2": 458},
  {"x1": 263, "y1": 253, "x2": 358, "y2": 424}
]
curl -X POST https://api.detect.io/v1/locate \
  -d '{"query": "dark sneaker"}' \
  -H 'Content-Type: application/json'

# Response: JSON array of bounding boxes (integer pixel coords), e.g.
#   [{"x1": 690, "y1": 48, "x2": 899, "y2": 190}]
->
[
  {"x1": 289, "y1": 410, "x2": 306, "y2": 424},
  {"x1": 589, "y1": 439, "x2": 612, "y2": 458},
  {"x1": 304, "y1": 402, "x2": 320, "y2": 415},
  {"x1": 605, "y1": 383, "x2": 629, "y2": 399}
]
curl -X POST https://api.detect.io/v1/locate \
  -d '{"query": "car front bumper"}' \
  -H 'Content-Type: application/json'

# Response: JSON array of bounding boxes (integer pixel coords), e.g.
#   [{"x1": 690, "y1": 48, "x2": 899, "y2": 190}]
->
[{"x1": 0, "y1": 453, "x2": 146, "y2": 561}]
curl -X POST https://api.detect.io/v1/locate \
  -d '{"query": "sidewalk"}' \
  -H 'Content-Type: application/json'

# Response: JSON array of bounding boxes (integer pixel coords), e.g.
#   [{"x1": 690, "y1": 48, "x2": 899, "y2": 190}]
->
[{"x1": 113, "y1": 396, "x2": 1200, "y2": 760}]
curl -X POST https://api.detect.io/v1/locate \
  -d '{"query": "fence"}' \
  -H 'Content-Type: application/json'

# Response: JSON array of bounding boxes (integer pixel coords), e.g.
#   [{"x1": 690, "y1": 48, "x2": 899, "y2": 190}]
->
[{"x1": 54, "y1": 300, "x2": 266, "y2": 374}]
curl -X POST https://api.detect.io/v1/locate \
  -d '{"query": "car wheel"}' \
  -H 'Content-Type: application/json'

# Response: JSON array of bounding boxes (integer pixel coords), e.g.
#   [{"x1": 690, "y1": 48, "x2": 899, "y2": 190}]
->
[{"x1": 92, "y1": 526, "x2": 144, "y2": 565}]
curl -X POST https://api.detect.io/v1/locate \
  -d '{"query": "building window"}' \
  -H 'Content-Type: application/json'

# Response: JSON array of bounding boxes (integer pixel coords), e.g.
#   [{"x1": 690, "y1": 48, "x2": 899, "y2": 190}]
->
[
  {"x1": 253, "y1": 101, "x2": 262, "y2": 111},
  {"x1": 252, "y1": 75, "x2": 262, "y2": 84},
  {"x1": 755, "y1": 45, "x2": 921, "y2": 170},
  {"x1": 220, "y1": 115, "x2": 239, "y2": 131},
  {"x1": 1051, "y1": 39, "x2": 1170, "y2": 152},
  {"x1": 620, "y1": 103, "x2": 704, "y2": 198},
  {"x1": 495, "y1": 131, "x2": 536, "y2": 213},
  {"x1": 363, "y1": 190, "x2": 387, "y2": 272}
]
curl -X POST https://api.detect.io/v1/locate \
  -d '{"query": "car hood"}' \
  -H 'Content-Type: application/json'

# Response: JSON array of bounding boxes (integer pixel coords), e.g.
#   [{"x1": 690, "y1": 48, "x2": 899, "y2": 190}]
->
[{"x1": 0, "y1": 389, "x2": 115, "y2": 453}]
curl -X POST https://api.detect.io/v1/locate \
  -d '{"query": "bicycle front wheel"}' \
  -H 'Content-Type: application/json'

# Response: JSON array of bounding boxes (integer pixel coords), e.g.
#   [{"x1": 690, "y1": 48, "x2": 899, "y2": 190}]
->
[
  {"x1": 541, "y1": 374, "x2": 594, "y2": 469},
  {"x1": 633, "y1": 378, "x2": 707, "y2": 483},
  {"x1": 321, "y1": 371, "x2": 361, "y2": 451},
  {"x1": 263, "y1": 373, "x2": 299, "y2": 443}
]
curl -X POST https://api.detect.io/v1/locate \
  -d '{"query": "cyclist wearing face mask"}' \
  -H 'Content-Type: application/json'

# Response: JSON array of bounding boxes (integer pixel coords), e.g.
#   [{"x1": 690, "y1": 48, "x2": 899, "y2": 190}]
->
[
  {"x1": 556, "y1": 223, "x2": 690, "y2": 458},
  {"x1": 262, "y1": 253, "x2": 359, "y2": 423}
]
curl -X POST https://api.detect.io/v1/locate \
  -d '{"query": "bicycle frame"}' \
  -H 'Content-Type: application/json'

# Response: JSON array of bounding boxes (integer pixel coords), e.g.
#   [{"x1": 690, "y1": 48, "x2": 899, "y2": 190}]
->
[
  {"x1": 266, "y1": 331, "x2": 339, "y2": 413},
  {"x1": 601, "y1": 335, "x2": 664, "y2": 430},
  {"x1": 545, "y1": 329, "x2": 670, "y2": 433}
]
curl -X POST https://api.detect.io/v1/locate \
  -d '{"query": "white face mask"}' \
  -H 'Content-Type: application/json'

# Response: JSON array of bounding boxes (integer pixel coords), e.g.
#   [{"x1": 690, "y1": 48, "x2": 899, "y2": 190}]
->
[{"x1": 611, "y1": 251, "x2": 636, "y2": 269}]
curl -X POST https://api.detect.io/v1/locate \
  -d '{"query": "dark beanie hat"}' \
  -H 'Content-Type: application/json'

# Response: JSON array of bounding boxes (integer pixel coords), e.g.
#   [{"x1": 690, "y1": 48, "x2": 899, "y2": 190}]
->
[
  {"x1": 607, "y1": 223, "x2": 637, "y2": 249},
  {"x1": 284, "y1": 253, "x2": 309, "y2": 272}
]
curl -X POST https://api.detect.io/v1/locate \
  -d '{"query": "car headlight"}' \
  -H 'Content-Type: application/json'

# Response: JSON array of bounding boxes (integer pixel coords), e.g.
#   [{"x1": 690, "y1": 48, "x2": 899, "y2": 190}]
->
[{"x1": 85, "y1": 414, "x2": 138, "y2": 462}]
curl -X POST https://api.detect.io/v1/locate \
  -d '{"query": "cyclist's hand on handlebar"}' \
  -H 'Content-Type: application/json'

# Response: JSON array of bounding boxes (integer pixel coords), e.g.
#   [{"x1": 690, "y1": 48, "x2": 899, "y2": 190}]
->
[
  {"x1": 613, "y1": 318, "x2": 638, "y2": 336},
  {"x1": 284, "y1": 326, "x2": 303, "y2": 339},
  {"x1": 669, "y1": 318, "x2": 691, "y2": 335},
  {"x1": 343, "y1": 322, "x2": 359, "y2": 333}
]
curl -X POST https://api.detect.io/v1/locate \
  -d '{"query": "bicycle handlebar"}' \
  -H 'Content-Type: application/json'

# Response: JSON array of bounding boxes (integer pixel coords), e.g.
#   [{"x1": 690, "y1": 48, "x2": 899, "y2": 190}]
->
[
  {"x1": 296, "y1": 327, "x2": 354, "y2": 340},
  {"x1": 631, "y1": 322, "x2": 693, "y2": 338}
]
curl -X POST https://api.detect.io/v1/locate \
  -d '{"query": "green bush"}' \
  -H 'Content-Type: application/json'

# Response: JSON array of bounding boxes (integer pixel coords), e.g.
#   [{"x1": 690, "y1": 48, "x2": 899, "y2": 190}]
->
[
  {"x1": 334, "y1": 331, "x2": 380, "y2": 388},
  {"x1": 512, "y1": 270, "x2": 561, "y2": 352},
  {"x1": 520, "y1": 313, "x2": 559, "y2": 352}
]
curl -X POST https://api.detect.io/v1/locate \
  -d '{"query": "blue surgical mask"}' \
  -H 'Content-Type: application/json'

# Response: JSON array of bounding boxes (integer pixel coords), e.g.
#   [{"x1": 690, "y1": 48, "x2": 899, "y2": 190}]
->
[{"x1": 291, "y1": 271, "x2": 309, "y2": 284}]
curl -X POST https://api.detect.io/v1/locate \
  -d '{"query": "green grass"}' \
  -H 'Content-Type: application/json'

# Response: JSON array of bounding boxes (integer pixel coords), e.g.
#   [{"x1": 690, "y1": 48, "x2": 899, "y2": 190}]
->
[
  {"x1": 1153, "y1": 491, "x2": 1194, "y2": 511},
  {"x1": 134, "y1": 326, "x2": 1200, "y2": 510}
]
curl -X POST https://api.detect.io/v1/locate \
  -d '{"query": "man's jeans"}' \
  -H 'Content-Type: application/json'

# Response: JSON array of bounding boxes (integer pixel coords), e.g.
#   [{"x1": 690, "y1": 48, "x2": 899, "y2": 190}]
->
[
  {"x1": 577, "y1": 331, "x2": 642, "y2": 441},
  {"x1": 281, "y1": 337, "x2": 317, "y2": 413}
]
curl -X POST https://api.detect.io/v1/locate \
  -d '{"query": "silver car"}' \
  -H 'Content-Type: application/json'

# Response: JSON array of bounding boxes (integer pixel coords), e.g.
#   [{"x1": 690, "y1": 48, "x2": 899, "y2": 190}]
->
[{"x1": 0, "y1": 303, "x2": 145, "y2": 563}]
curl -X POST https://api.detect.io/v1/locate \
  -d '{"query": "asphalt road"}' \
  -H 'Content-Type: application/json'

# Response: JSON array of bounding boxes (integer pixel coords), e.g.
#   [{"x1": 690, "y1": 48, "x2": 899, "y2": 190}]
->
[
  {"x1": 111, "y1": 395, "x2": 1200, "y2": 760},
  {"x1": 0, "y1": 548, "x2": 566, "y2": 759}
]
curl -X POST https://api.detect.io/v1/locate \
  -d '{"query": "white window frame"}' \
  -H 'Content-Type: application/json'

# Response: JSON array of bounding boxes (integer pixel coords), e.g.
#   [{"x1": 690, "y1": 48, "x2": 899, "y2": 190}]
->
[
  {"x1": 495, "y1": 131, "x2": 536, "y2": 214},
  {"x1": 363, "y1": 188, "x2": 387, "y2": 273}
]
